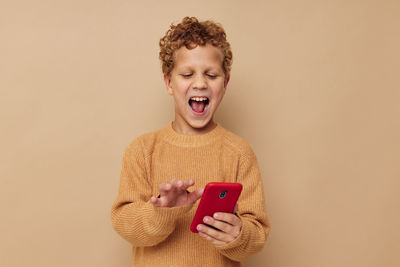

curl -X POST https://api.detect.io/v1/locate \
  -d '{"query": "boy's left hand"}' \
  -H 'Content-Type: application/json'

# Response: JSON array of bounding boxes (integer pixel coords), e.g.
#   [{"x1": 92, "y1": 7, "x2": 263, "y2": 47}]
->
[{"x1": 196, "y1": 204, "x2": 242, "y2": 246}]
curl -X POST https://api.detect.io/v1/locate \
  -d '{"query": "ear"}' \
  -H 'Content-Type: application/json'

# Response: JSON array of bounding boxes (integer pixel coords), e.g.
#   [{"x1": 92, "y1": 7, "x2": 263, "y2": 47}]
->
[
  {"x1": 224, "y1": 74, "x2": 230, "y2": 88},
  {"x1": 164, "y1": 74, "x2": 173, "y2": 95}
]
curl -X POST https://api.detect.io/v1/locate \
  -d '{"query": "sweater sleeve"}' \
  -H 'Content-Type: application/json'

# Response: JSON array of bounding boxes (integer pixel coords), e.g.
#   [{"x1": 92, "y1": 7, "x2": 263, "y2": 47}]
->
[
  {"x1": 110, "y1": 138, "x2": 193, "y2": 247},
  {"x1": 216, "y1": 147, "x2": 270, "y2": 261}
]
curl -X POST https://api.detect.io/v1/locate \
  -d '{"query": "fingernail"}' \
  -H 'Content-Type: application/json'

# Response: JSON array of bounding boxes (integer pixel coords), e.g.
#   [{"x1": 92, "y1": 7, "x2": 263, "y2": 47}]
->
[
  {"x1": 214, "y1": 213, "x2": 219, "y2": 219},
  {"x1": 197, "y1": 225, "x2": 202, "y2": 231},
  {"x1": 203, "y1": 217, "x2": 209, "y2": 223}
]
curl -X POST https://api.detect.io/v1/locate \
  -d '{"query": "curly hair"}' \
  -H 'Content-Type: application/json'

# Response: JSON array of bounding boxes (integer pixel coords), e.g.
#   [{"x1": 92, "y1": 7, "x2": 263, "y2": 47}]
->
[{"x1": 159, "y1": 17, "x2": 232, "y2": 76}]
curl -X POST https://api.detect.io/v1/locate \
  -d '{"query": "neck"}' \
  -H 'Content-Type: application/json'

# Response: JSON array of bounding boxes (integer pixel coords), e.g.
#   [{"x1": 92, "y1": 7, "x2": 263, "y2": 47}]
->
[{"x1": 171, "y1": 120, "x2": 217, "y2": 135}]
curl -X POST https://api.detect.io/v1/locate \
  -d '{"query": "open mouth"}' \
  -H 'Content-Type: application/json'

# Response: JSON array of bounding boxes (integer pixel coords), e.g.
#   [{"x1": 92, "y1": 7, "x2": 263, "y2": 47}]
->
[{"x1": 188, "y1": 96, "x2": 209, "y2": 114}]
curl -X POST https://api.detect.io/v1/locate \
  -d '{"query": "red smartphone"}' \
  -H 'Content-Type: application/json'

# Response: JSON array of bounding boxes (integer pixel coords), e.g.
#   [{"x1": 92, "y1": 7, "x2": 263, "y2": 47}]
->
[{"x1": 190, "y1": 182, "x2": 243, "y2": 233}]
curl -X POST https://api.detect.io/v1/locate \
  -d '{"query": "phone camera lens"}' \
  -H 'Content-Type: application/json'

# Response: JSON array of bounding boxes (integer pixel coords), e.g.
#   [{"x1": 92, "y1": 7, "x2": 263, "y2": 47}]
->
[{"x1": 219, "y1": 190, "x2": 227, "y2": 198}]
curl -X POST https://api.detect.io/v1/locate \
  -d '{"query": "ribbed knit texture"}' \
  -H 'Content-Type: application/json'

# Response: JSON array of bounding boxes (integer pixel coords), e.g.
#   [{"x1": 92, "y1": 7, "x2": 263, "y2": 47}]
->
[{"x1": 111, "y1": 123, "x2": 270, "y2": 267}]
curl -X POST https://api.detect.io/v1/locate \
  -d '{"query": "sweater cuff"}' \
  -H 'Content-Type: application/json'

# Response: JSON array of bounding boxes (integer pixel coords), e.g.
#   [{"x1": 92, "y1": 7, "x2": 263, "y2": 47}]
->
[
  {"x1": 215, "y1": 216, "x2": 250, "y2": 252},
  {"x1": 145, "y1": 201, "x2": 194, "y2": 231}
]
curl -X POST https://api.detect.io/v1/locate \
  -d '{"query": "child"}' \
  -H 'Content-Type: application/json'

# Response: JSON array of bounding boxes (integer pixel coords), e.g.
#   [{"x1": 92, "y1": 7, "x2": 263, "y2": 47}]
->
[{"x1": 111, "y1": 16, "x2": 270, "y2": 267}]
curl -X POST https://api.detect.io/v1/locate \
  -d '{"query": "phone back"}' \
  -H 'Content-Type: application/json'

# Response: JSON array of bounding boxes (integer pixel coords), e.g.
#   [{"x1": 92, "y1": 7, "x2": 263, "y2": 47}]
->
[{"x1": 190, "y1": 182, "x2": 242, "y2": 233}]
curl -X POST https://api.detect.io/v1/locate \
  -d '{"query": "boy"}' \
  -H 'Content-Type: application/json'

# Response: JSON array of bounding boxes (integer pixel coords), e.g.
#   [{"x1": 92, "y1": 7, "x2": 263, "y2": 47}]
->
[{"x1": 111, "y1": 17, "x2": 270, "y2": 267}]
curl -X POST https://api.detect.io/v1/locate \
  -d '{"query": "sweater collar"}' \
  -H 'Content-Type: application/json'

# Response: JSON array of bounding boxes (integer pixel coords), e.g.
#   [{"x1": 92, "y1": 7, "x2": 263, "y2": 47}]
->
[{"x1": 161, "y1": 122, "x2": 224, "y2": 147}]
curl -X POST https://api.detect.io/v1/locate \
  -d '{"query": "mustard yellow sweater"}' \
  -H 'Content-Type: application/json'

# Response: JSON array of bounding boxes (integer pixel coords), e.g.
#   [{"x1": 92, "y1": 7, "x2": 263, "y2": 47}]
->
[{"x1": 111, "y1": 123, "x2": 270, "y2": 267}]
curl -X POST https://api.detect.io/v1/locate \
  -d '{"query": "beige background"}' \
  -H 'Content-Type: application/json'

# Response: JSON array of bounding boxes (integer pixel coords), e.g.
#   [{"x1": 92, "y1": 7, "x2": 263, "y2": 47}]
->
[{"x1": 1, "y1": 0, "x2": 399, "y2": 266}]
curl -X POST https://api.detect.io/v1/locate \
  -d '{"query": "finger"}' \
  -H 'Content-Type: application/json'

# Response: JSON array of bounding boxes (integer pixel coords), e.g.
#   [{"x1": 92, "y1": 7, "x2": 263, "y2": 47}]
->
[
  {"x1": 174, "y1": 179, "x2": 184, "y2": 189},
  {"x1": 159, "y1": 183, "x2": 172, "y2": 195},
  {"x1": 213, "y1": 212, "x2": 242, "y2": 227},
  {"x1": 187, "y1": 187, "x2": 204, "y2": 203},
  {"x1": 196, "y1": 224, "x2": 234, "y2": 243},
  {"x1": 202, "y1": 216, "x2": 241, "y2": 239},
  {"x1": 169, "y1": 179, "x2": 184, "y2": 191},
  {"x1": 168, "y1": 180, "x2": 185, "y2": 200},
  {"x1": 182, "y1": 179, "x2": 195, "y2": 190},
  {"x1": 198, "y1": 231, "x2": 226, "y2": 246},
  {"x1": 150, "y1": 196, "x2": 161, "y2": 207}
]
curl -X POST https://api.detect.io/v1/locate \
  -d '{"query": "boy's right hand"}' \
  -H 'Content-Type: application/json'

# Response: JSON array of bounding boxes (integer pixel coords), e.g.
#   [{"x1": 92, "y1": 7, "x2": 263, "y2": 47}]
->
[{"x1": 150, "y1": 179, "x2": 203, "y2": 208}]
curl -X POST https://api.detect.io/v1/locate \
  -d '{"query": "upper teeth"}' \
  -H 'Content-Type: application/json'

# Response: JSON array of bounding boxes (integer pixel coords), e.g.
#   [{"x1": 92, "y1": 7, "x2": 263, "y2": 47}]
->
[{"x1": 191, "y1": 97, "x2": 208, "y2": 101}]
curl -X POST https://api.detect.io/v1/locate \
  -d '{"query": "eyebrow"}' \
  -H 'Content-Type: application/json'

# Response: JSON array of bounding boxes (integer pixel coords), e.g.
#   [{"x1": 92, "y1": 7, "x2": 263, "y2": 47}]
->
[{"x1": 177, "y1": 65, "x2": 222, "y2": 71}]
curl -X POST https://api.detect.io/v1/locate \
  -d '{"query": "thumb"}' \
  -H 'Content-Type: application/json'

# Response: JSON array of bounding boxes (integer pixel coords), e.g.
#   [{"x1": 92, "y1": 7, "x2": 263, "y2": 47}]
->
[{"x1": 233, "y1": 203, "x2": 239, "y2": 213}]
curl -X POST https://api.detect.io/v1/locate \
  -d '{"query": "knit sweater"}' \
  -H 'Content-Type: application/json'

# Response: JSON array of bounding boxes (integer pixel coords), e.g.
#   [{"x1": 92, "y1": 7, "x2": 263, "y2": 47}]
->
[{"x1": 111, "y1": 123, "x2": 270, "y2": 267}]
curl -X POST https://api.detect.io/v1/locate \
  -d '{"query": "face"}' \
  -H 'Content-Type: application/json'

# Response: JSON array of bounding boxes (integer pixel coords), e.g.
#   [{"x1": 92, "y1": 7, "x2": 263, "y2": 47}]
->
[{"x1": 164, "y1": 43, "x2": 230, "y2": 135}]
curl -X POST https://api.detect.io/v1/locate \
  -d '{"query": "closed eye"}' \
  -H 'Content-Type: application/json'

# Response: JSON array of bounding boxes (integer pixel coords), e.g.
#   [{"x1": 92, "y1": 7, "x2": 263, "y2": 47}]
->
[
  {"x1": 206, "y1": 73, "x2": 217, "y2": 79},
  {"x1": 181, "y1": 73, "x2": 193, "y2": 78}
]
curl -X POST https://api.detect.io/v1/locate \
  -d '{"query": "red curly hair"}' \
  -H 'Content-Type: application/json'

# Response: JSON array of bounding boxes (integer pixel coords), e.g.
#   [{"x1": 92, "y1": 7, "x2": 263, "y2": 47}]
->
[{"x1": 159, "y1": 17, "x2": 232, "y2": 76}]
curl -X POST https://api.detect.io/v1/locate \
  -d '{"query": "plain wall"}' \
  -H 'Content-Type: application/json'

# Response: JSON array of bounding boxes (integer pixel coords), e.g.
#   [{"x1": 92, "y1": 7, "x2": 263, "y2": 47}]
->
[{"x1": 1, "y1": 0, "x2": 399, "y2": 266}]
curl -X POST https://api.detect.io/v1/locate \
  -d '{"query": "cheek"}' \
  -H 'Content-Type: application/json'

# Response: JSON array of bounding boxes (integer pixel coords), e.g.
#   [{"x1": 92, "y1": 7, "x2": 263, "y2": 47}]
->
[
  {"x1": 171, "y1": 81, "x2": 187, "y2": 94},
  {"x1": 213, "y1": 84, "x2": 226, "y2": 99},
  {"x1": 173, "y1": 91, "x2": 188, "y2": 107}
]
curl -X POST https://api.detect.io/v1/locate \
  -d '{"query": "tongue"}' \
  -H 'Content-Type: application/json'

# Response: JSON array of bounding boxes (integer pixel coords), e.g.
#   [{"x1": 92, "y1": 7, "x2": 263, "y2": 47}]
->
[{"x1": 191, "y1": 101, "x2": 205, "y2": 113}]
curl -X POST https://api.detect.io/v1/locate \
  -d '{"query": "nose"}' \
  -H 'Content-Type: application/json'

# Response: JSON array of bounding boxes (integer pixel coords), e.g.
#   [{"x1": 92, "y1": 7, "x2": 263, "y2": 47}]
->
[{"x1": 192, "y1": 74, "x2": 207, "y2": 90}]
